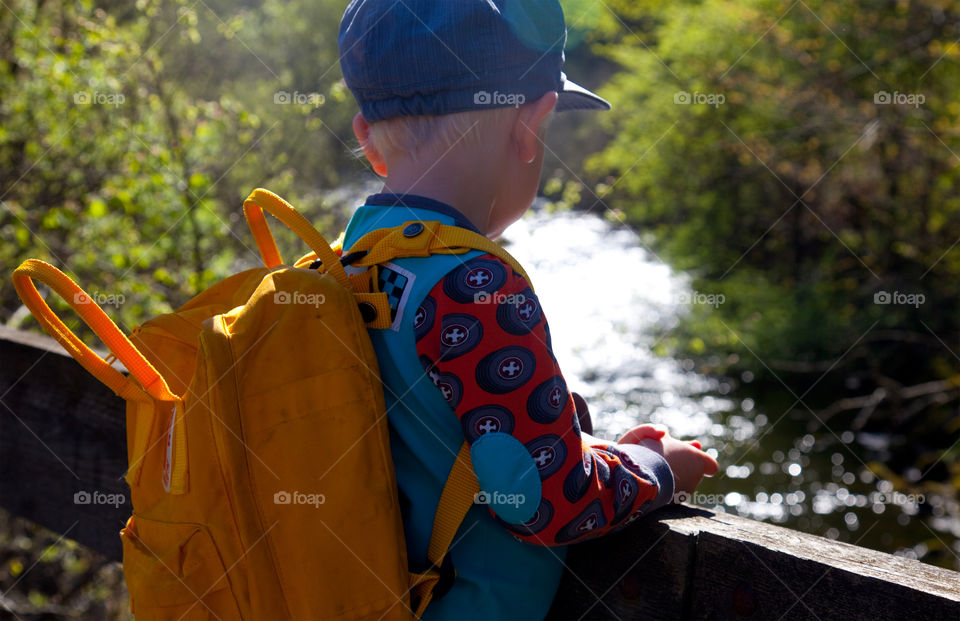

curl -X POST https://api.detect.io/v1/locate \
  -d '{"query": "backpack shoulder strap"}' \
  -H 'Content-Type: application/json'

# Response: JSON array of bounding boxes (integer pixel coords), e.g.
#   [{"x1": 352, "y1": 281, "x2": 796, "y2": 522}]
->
[
  {"x1": 409, "y1": 442, "x2": 477, "y2": 618},
  {"x1": 347, "y1": 221, "x2": 534, "y2": 289},
  {"x1": 347, "y1": 222, "x2": 529, "y2": 617}
]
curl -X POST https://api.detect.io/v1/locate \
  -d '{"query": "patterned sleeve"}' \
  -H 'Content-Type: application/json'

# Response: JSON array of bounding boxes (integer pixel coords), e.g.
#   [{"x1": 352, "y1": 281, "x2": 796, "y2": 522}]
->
[{"x1": 412, "y1": 253, "x2": 675, "y2": 546}]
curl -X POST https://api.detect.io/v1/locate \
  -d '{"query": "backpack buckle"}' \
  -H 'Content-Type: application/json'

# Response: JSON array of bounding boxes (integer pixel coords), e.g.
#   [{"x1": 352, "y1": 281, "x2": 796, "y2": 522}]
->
[
  {"x1": 409, "y1": 554, "x2": 457, "y2": 616},
  {"x1": 432, "y1": 554, "x2": 457, "y2": 601}
]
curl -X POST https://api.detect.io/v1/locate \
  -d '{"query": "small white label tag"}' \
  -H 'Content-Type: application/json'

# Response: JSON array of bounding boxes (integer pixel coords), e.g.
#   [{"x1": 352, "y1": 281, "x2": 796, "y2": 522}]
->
[
  {"x1": 382, "y1": 261, "x2": 416, "y2": 331},
  {"x1": 162, "y1": 402, "x2": 178, "y2": 492}
]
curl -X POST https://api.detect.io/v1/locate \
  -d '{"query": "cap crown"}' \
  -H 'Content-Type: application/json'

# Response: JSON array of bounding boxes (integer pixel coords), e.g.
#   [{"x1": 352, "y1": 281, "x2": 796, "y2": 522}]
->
[{"x1": 339, "y1": 0, "x2": 568, "y2": 122}]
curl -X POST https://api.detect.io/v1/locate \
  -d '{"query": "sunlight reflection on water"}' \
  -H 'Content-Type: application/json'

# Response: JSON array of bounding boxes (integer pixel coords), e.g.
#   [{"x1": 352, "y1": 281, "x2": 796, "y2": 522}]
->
[{"x1": 501, "y1": 208, "x2": 732, "y2": 440}]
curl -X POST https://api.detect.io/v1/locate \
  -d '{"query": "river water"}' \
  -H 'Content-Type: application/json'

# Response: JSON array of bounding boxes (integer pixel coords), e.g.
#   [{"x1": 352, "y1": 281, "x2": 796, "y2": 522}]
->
[{"x1": 500, "y1": 207, "x2": 960, "y2": 571}]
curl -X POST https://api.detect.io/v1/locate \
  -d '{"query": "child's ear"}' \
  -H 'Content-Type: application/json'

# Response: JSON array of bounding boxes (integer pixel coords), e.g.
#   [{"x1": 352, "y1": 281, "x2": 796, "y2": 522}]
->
[
  {"x1": 353, "y1": 112, "x2": 388, "y2": 177},
  {"x1": 514, "y1": 91, "x2": 558, "y2": 164}
]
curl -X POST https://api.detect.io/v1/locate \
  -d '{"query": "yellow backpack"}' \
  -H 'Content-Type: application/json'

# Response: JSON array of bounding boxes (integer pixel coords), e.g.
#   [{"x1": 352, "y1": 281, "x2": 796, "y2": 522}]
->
[{"x1": 12, "y1": 189, "x2": 531, "y2": 620}]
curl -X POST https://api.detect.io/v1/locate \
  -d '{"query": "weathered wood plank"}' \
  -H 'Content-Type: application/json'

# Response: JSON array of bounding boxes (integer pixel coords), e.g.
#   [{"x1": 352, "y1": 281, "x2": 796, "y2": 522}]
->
[
  {"x1": 682, "y1": 510, "x2": 960, "y2": 620},
  {"x1": 0, "y1": 325, "x2": 128, "y2": 561},
  {"x1": 545, "y1": 507, "x2": 701, "y2": 620},
  {"x1": 546, "y1": 505, "x2": 960, "y2": 620}
]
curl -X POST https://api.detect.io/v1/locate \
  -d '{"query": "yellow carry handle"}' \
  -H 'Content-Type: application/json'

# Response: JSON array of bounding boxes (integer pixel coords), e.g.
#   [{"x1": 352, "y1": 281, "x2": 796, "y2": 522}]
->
[
  {"x1": 12, "y1": 259, "x2": 177, "y2": 403},
  {"x1": 243, "y1": 188, "x2": 351, "y2": 289},
  {"x1": 15, "y1": 260, "x2": 189, "y2": 494}
]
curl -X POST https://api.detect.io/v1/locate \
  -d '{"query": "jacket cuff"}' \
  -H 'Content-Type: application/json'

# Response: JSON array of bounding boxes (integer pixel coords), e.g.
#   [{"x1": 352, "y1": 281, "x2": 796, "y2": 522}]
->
[{"x1": 608, "y1": 443, "x2": 676, "y2": 512}]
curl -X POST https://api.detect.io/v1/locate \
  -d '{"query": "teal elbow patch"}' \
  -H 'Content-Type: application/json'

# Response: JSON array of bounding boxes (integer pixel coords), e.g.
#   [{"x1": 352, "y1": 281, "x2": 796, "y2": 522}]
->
[{"x1": 470, "y1": 432, "x2": 542, "y2": 524}]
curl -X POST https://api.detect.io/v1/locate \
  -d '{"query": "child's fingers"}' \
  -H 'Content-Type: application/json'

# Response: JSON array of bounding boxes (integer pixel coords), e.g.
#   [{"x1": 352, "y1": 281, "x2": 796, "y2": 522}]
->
[
  {"x1": 701, "y1": 452, "x2": 719, "y2": 476},
  {"x1": 618, "y1": 425, "x2": 667, "y2": 444},
  {"x1": 636, "y1": 438, "x2": 663, "y2": 454}
]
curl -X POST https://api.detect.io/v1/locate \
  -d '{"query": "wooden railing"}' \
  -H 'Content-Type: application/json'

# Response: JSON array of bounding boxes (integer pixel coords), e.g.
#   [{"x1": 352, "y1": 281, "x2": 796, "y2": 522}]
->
[{"x1": 1, "y1": 325, "x2": 958, "y2": 619}]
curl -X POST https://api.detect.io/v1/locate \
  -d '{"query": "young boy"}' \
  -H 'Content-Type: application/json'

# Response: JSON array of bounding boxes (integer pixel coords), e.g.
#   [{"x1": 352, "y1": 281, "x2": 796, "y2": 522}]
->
[{"x1": 337, "y1": 1, "x2": 719, "y2": 618}]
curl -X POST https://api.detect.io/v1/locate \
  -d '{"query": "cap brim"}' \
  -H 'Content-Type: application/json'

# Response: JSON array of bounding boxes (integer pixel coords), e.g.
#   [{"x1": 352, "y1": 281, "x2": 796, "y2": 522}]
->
[{"x1": 556, "y1": 77, "x2": 611, "y2": 112}]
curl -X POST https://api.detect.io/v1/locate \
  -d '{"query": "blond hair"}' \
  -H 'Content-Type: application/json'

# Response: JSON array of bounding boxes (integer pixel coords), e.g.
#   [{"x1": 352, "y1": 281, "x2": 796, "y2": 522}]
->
[{"x1": 359, "y1": 106, "x2": 530, "y2": 163}]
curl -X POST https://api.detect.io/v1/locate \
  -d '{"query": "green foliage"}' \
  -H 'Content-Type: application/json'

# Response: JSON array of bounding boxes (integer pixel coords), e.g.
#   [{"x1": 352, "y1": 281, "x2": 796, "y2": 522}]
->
[
  {"x1": 590, "y1": 0, "x2": 960, "y2": 383},
  {"x1": 0, "y1": 508, "x2": 131, "y2": 618},
  {"x1": 1, "y1": 0, "x2": 362, "y2": 338}
]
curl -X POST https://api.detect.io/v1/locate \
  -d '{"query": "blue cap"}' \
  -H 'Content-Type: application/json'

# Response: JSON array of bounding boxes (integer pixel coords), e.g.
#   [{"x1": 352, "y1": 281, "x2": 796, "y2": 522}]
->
[{"x1": 338, "y1": 0, "x2": 611, "y2": 123}]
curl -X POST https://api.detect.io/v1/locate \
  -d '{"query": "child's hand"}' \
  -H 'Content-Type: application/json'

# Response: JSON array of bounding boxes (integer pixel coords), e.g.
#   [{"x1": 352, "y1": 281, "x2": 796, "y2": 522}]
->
[{"x1": 617, "y1": 424, "x2": 719, "y2": 498}]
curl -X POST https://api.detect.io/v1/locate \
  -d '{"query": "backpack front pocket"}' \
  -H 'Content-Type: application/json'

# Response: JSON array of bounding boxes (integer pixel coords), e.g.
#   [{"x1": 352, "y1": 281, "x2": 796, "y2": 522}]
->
[{"x1": 120, "y1": 515, "x2": 243, "y2": 619}]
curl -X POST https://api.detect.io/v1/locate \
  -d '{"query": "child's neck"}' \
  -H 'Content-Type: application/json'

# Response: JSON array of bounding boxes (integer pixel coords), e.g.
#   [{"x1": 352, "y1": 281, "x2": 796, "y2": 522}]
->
[{"x1": 380, "y1": 152, "x2": 503, "y2": 238}]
